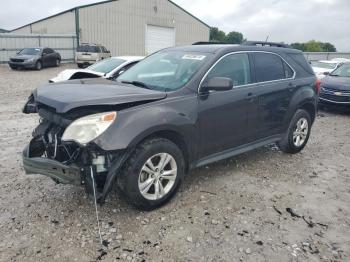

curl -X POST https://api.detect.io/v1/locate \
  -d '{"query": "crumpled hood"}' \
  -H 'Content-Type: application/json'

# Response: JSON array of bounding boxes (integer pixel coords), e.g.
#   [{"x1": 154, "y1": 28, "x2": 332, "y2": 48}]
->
[
  {"x1": 321, "y1": 76, "x2": 350, "y2": 91},
  {"x1": 35, "y1": 79, "x2": 167, "y2": 113}
]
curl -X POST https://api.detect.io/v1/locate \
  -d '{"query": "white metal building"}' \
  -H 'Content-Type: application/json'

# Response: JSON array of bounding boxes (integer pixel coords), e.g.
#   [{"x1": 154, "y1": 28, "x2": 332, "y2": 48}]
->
[{"x1": 11, "y1": 0, "x2": 210, "y2": 56}]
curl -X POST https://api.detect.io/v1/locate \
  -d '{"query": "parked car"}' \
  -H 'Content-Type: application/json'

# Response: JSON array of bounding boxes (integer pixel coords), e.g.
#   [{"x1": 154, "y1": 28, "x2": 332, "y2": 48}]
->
[
  {"x1": 75, "y1": 43, "x2": 111, "y2": 68},
  {"x1": 8, "y1": 47, "x2": 61, "y2": 70},
  {"x1": 331, "y1": 58, "x2": 350, "y2": 63},
  {"x1": 319, "y1": 63, "x2": 350, "y2": 106},
  {"x1": 311, "y1": 60, "x2": 343, "y2": 79},
  {"x1": 22, "y1": 44, "x2": 318, "y2": 210},
  {"x1": 49, "y1": 56, "x2": 144, "y2": 83}
]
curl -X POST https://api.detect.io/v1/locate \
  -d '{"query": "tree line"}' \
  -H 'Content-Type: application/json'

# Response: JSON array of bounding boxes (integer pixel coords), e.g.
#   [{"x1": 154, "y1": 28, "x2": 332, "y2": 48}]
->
[{"x1": 209, "y1": 27, "x2": 337, "y2": 52}]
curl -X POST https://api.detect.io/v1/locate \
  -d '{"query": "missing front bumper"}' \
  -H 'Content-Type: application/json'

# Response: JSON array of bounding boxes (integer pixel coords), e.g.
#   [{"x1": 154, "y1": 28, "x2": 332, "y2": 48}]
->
[{"x1": 22, "y1": 145, "x2": 82, "y2": 185}]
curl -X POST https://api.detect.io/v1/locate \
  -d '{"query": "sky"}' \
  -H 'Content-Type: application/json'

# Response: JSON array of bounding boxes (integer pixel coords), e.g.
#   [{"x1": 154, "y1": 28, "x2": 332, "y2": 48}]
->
[{"x1": 0, "y1": 0, "x2": 349, "y2": 51}]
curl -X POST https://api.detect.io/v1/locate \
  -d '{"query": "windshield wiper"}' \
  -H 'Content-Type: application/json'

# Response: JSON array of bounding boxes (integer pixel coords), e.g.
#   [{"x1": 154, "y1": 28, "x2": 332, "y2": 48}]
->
[
  {"x1": 330, "y1": 74, "x2": 340, "y2": 77},
  {"x1": 121, "y1": 80, "x2": 151, "y2": 89}
]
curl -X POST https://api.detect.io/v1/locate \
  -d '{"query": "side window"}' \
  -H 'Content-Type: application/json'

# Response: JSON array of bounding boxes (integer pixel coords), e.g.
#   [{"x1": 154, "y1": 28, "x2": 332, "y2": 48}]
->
[
  {"x1": 283, "y1": 61, "x2": 294, "y2": 78},
  {"x1": 101, "y1": 46, "x2": 107, "y2": 53},
  {"x1": 206, "y1": 53, "x2": 252, "y2": 86},
  {"x1": 43, "y1": 48, "x2": 49, "y2": 54},
  {"x1": 47, "y1": 48, "x2": 54, "y2": 54},
  {"x1": 253, "y1": 53, "x2": 286, "y2": 82}
]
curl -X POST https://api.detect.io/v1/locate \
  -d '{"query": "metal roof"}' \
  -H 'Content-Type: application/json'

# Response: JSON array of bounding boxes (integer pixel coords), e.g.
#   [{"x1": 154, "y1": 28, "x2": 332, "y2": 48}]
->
[{"x1": 11, "y1": 0, "x2": 210, "y2": 32}]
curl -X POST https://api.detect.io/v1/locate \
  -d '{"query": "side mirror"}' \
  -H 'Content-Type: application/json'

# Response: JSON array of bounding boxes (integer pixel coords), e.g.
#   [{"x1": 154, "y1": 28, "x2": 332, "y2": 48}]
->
[
  {"x1": 201, "y1": 77, "x2": 233, "y2": 92},
  {"x1": 323, "y1": 72, "x2": 329, "y2": 76}
]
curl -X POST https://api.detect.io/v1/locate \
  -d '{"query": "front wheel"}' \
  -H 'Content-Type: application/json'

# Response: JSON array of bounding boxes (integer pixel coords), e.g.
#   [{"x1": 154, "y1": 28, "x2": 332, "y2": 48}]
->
[
  {"x1": 35, "y1": 61, "x2": 42, "y2": 70},
  {"x1": 117, "y1": 138, "x2": 185, "y2": 210},
  {"x1": 278, "y1": 109, "x2": 311, "y2": 154},
  {"x1": 55, "y1": 58, "x2": 60, "y2": 67}
]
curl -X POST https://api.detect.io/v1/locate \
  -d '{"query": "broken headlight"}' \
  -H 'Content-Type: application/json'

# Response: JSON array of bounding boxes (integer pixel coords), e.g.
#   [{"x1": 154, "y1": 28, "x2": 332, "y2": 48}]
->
[{"x1": 62, "y1": 111, "x2": 117, "y2": 145}]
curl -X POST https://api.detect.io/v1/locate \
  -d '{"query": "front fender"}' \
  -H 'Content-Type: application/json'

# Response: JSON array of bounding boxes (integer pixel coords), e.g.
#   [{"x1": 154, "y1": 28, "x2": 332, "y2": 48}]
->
[{"x1": 93, "y1": 96, "x2": 198, "y2": 153}]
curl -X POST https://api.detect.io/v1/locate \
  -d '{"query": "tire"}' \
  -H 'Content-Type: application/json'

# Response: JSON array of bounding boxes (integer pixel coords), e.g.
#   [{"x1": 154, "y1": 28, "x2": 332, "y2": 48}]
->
[
  {"x1": 55, "y1": 58, "x2": 60, "y2": 67},
  {"x1": 117, "y1": 138, "x2": 185, "y2": 210},
  {"x1": 278, "y1": 109, "x2": 312, "y2": 154},
  {"x1": 35, "y1": 61, "x2": 42, "y2": 70},
  {"x1": 77, "y1": 63, "x2": 84, "y2": 68}
]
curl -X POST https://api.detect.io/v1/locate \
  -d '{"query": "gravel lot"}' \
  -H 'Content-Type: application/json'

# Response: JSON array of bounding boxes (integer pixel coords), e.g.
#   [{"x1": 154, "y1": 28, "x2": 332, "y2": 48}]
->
[{"x1": 0, "y1": 64, "x2": 349, "y2": 262}]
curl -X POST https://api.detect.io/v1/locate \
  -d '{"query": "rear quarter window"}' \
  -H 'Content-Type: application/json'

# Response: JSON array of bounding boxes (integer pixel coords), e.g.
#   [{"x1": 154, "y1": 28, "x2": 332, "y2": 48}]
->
[
  {"x1": 286, "y1": 53, "x2": 314, "y2": 76},
  {"x1": 253, "y1": 53, "x2": 286, "y2": 82}
]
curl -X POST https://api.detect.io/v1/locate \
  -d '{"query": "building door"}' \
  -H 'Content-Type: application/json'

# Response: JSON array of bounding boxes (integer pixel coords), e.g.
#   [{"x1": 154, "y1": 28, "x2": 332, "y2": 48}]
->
[{"x1": 146, "y1": 25, "x2": 175, "y2": 55}]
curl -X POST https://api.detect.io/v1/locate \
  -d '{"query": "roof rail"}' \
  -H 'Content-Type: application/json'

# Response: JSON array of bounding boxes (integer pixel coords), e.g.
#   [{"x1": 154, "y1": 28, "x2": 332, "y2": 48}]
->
[
  {"x1": 242, "y1": 41, "x2": 290, "y2": 48},
  {"x1": 192, "y1": 41, "x2": 230, "y2": 45}
]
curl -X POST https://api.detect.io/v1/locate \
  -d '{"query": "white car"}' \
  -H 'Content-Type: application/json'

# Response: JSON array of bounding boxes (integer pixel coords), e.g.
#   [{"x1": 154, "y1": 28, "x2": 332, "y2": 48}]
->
[
  {"x1": 49, "y1": 56, "x2": 144, "y2": 83},
  {"x1": 311, "y1": 60, "x2": 343, "y2": 79}
]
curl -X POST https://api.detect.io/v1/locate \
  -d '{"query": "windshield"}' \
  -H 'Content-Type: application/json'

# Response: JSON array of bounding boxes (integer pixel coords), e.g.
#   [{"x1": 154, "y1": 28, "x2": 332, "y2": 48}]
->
[
  {"x1": 77, "y1": 45, "x2": 100, "y2": 53},
  {"x1": 117, "y1": 51, "x2": 211, "y2": 91},
  {"x1": 19, "y1": 48, "x2": 41, "y2": 55},
  {"x1": 330, "y1": 64, "x2": 350, "y2": 77},
  {"x1": 311, "y1": 61, "x2": 337, "y2": 70},
  {"x1": 87, "y1": 58, "x2": 126, "y2": 74}
]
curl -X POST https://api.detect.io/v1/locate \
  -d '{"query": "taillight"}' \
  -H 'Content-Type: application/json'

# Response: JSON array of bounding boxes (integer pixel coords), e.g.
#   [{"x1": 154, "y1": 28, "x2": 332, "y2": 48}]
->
[{"x1": 315, "y1": 79, "x2": 321, "y2": 94}]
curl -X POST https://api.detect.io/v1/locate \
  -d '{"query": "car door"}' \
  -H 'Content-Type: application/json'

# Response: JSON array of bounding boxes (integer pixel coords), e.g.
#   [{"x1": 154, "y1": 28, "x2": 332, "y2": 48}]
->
[
  {"x1": 252, "y1": 52, "x2": 295, "y2": 139},
  {"x1": 198, "y1": 52, "x2": 259, "y2": 158},
  {"x1": 41, "y1": 48, "x2": 51, "y2": 67}
]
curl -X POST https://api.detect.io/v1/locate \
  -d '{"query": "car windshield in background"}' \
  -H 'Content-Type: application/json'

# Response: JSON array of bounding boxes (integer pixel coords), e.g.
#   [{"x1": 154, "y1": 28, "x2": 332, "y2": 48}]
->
[
  {"x1": 117, "y1": 51, "x2": 211, "y2": 91},
  {"x1": 77, "y1": 45, "x2": 99, "y2": 53},
  {"x1": 330, "y1": 64, "x2": 350, "y2": 77},
  {"x1": 87, "y1": 58, "x2": 126, "y2": 74},
  {"x1": 19, "y1": 48, "x2": 41, "y2": 55},
  {"x1": 311, "y1": 61, "x2": 337, "y2": 69}
]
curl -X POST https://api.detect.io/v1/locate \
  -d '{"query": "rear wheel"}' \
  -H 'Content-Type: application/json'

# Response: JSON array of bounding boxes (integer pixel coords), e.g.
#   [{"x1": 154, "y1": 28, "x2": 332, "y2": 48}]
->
[
  {"x1": 278, "y1": 109, "x2": 311, "y2": 154},
  {"x1": 117, "y1": 138, "x2": 185, "y2": 210},
  {"x1": 35, "y1": 61, "x2": 42, "y2": 70}
]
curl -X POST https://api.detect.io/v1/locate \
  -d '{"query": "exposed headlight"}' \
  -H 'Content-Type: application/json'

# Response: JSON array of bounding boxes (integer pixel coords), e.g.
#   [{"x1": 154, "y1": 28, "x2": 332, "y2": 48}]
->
[
  {"x1": 27, "y1": 58, "x2": 35, "y2": 62},
  {"x1": 62, "y1": 111, "x2": 117, "y2": 145}
]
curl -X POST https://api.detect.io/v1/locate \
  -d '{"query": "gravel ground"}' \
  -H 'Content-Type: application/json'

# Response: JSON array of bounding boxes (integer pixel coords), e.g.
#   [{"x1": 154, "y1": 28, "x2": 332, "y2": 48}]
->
[{"x1": 0, "y1": 64, "x2": 349, "y2": 262}]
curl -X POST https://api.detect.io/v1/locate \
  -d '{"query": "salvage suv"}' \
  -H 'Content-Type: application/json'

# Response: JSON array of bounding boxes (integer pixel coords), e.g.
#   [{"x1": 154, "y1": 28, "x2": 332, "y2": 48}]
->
[{"x1": 22, "y1": 44, "x2": 319, "y2": 210}]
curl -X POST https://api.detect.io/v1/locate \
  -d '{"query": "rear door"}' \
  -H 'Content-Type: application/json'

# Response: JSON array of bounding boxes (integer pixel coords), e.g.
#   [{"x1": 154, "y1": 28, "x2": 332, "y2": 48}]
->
[
  {"x1": 252, "y1": 52, "x2": 295, "y2": 139},
  {"x1": 198, "y1": 52, "x2": 259, "y2": 158}
]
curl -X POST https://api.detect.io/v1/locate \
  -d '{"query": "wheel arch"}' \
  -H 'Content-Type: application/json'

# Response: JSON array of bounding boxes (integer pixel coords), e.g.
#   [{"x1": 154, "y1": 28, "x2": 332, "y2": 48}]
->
[
  {"x1": 136, "y1": 129, "x2": 191, "y2": 172},
  {"x1": 299, "y1": 101, "x2": 316, "y2": 124}
]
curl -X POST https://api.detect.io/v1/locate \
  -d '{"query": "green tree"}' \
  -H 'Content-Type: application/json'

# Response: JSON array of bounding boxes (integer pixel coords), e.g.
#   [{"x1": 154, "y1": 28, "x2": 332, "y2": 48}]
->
[
  {"x1": 321, "y1": 42, "x2": 336, "y2": 52},
  {"x1": 225, "y1": 31, "x2": 244, "y2": 44},
  {"x1": 209, "y1": 27, "x2": 226, "y2": 43},
  {"x1": 291, "y1": 41, "x2": 337, "y2": 52},
  {"x1": 304, "y1": 40, "x2": 323, "y2": 52},
  {"x1": 290, "y1": 42, "x2": 306, "y2": 51}
]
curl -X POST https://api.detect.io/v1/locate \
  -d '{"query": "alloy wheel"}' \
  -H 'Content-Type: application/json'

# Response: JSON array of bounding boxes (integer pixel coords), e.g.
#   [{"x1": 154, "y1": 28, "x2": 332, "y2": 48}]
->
[
  {"x1": 138, "y1": 153, "x2": 177, "y2": 200},
  {"x1": 293, "y1": 117, "x2": 308, "y2": 147}
]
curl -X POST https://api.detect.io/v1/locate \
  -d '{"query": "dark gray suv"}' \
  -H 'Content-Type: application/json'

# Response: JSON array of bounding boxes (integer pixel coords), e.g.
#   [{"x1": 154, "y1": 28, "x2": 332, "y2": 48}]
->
[{"x1": 22, "y1": 44, "x2": 319, "y2": 210}]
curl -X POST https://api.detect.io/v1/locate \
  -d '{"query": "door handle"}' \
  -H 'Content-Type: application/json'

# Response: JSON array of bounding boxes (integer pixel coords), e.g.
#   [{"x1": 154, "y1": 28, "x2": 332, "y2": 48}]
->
[
  {"x1": 245, "y1": 92, "x2": 254, "y2": 101},
  {"x1": 288, "y1": 83, "x2": 296, "y2": 91}
]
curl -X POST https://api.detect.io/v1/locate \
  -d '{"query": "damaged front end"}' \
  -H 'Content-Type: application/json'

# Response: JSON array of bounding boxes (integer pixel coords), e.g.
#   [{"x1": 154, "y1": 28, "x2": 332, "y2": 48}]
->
[{"x1": 22, "y1": 108, "x2": 127, "y2": 203}]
